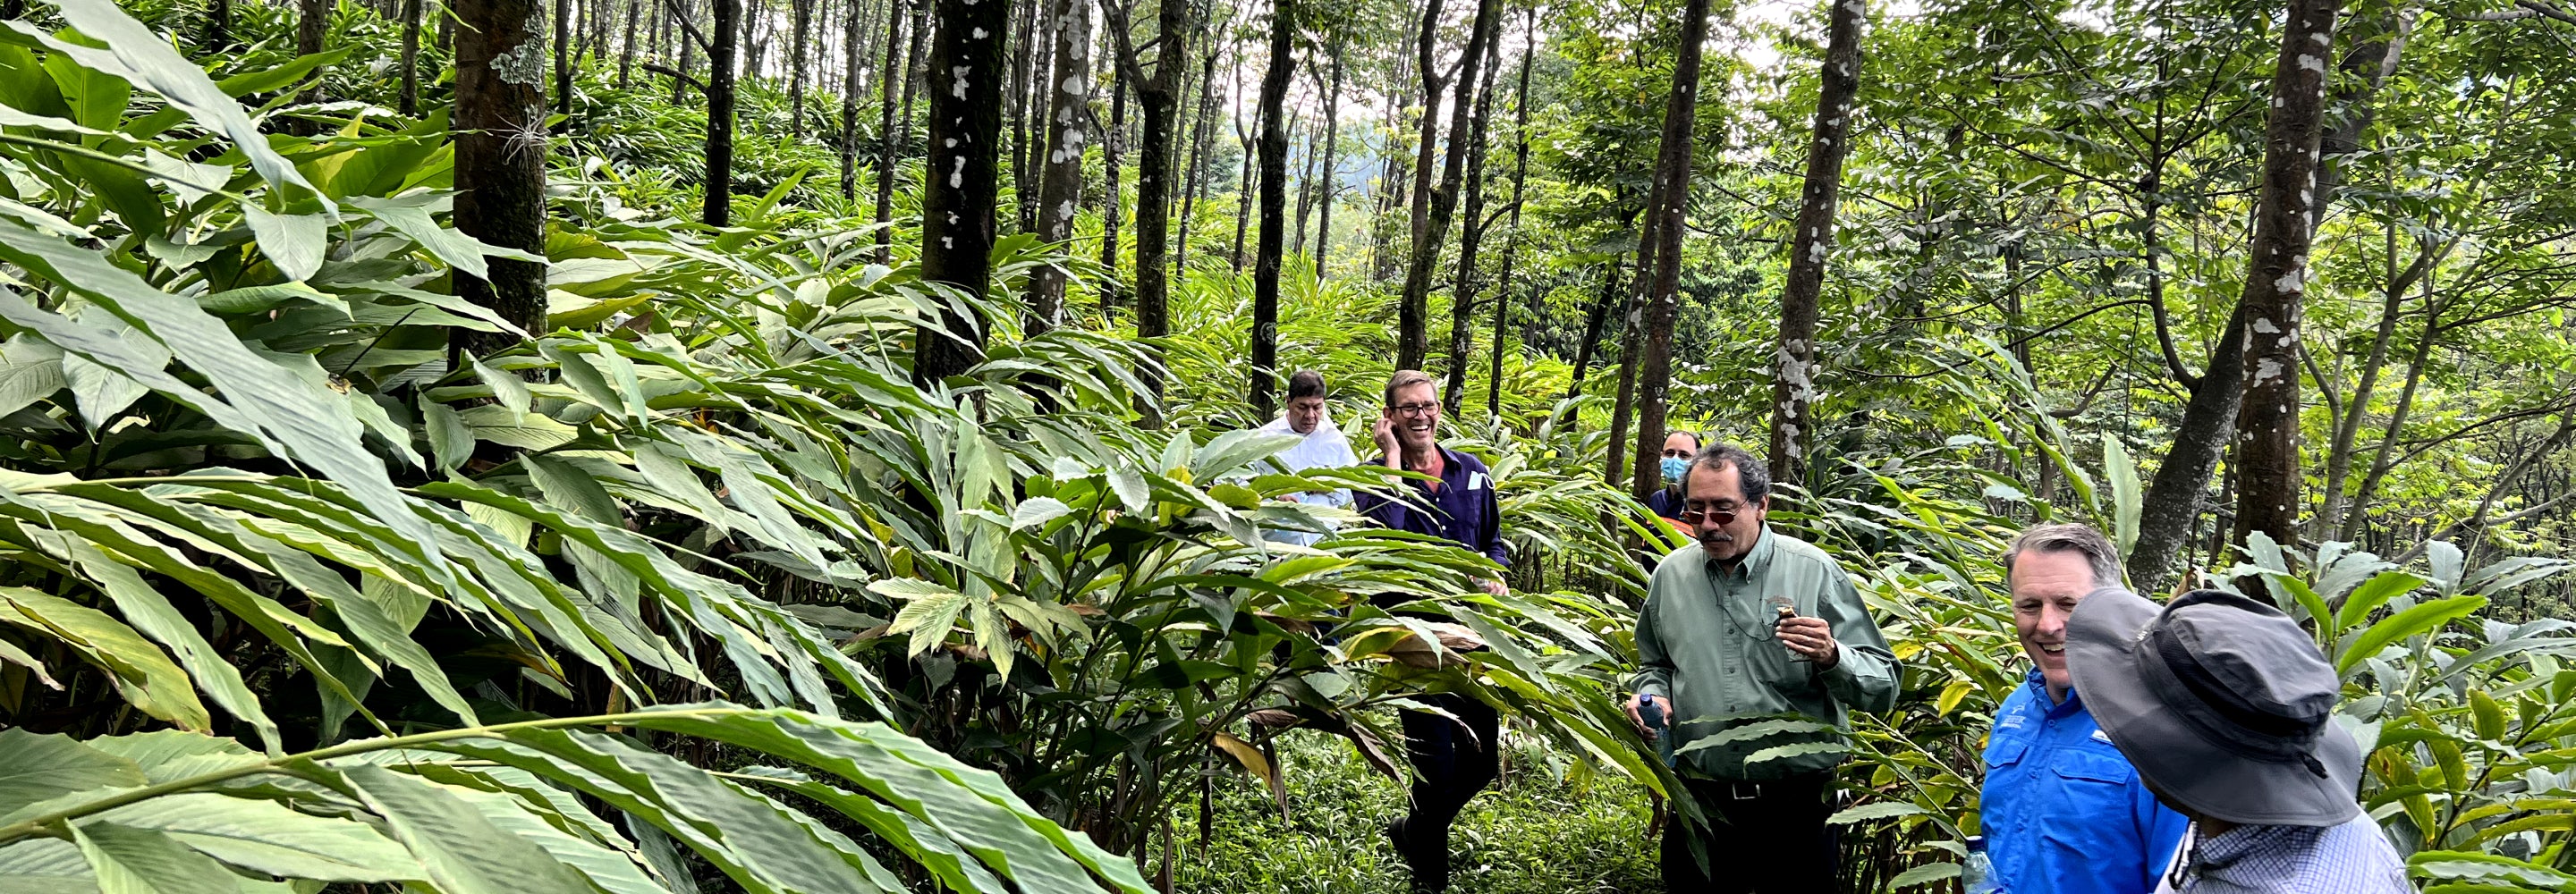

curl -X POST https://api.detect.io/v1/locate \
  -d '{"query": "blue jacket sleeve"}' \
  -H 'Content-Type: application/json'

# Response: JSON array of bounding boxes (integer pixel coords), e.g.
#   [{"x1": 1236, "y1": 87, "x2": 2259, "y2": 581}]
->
[
  {"x1": 1481, "y1": 464, "x2": 1508, "y2": 567},
  {"x1": 2134, "y1": 772, "x2": 2191, "y2": 894}
]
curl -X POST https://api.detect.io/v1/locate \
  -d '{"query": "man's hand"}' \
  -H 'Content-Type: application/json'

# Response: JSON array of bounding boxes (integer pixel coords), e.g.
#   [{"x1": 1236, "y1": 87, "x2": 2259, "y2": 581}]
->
[
  {"x1": 1623, "y1": 693, "x2": 1655, "y2": 738},
  {"x1": 1776, "y1": 615, "x2": 1840, "y2": 670},
  {"x1": 1371, "y1": 413, "x2": 1402, "y2": 463},
  {"x1": 1479, "y1": 578, "x2": 1508, "y2": 597}
]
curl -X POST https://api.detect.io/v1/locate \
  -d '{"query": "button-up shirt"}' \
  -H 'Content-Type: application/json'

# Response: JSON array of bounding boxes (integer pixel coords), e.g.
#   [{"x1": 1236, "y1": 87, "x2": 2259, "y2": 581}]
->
[
  {"x1": 1254, "y1": 415, "x2": 1360, "y2": 546},
  {"x1": 1982, "y1": 669, "x2": 2189, "y2": 894},
  {"x1": 2151, "y1": 814, "x2": 2410, "y2": 894},
  {"x1": 1354, "y1": 445, "x2": 1507, "y2": 567},
  {"x1": 1627, "y1": 527, "x2": 1899, "y2": 779}
]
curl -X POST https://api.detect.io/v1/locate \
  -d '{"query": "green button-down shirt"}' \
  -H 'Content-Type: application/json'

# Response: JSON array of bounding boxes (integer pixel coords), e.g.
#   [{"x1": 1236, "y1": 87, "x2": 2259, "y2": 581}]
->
[{"x1": 1628, "y1": 525, "x2": 1900, "y2": 780}]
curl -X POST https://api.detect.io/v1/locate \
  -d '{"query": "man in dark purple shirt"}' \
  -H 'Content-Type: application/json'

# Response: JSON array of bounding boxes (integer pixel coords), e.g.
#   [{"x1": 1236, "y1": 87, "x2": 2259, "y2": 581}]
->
[{"x1": 1357, "y1": 369, "x2": 1507, "y2": 892}]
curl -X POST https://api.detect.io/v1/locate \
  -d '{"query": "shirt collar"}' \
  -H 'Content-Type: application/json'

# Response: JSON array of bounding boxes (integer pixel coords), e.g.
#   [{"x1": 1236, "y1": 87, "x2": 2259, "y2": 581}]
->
[
  {"x1": 1707, "y1": 525, "x2": 1776, "y2": 582},
  {"x1": 2021, "y1": 667, "x2": 2087, "y2": 717}
]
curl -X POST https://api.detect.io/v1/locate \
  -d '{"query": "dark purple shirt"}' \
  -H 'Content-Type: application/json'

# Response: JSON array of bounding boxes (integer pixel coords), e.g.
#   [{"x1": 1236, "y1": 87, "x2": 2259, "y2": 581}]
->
[{"x1": 1354, "y1": 446, "x2": 1508, "y2": 567}]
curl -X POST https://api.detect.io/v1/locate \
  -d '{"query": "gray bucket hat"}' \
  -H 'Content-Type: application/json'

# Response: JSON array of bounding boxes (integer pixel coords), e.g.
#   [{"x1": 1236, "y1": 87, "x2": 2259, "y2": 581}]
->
[{"x1": 2066, "y1": 586, "x2": 2362, "y2": 826}]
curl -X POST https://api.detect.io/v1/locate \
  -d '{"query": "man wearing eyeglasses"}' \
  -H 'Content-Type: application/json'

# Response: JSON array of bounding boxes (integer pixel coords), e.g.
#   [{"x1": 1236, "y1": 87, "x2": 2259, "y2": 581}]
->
[
  {"x1": 1353, "y1": 369, "x2": 1507, "y2": 893},
  {"x1": 1622, "y1": 443, "x2": 1899, "y2": 893}
]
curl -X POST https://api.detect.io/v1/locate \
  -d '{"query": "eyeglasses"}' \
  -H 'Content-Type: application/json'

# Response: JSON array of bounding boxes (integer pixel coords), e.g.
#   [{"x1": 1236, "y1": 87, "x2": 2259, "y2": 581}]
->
[
  {"x1": 1660, "y1": 449, "x2": 1694, "y2": 459},
  {"x1": 1677, "y1": 503, "x2": 1744, "y2": 526},
  {"x1": 1390, "y1": 403, "x2": 1439, "y2": 417}
]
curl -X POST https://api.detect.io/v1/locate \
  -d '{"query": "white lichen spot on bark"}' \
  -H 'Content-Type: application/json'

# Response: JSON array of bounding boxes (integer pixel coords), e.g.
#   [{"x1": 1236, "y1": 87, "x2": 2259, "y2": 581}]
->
[
  {"x1": 949, "y1": 155, "x2": 966, "y2": 188},
  {"x1": 494, "y1": 10, "x2": 552, "y2": 88},
  {"x1": 2252, "y1": 316, "x2": 2281, "y2": 335},
  {"x1": 973, "y1": 27, "x2": 987, "y2": 38},
  {"x1": 2296, "y1": 54, "x2": 2325, "y2": 73},
  {"x1": 2273, "y1": 269, "x2": 2303, "y2": 294},
  {"x1": 951, "y1": 65, "x2": 971, "y2": 99},
  {"x1": 2253, "y1": 358, "x2": 2285, "y2": 384}
]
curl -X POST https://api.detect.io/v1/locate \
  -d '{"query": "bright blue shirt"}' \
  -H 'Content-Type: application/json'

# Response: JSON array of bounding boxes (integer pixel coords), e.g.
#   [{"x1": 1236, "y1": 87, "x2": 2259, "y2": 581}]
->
[{"x1": 1980, "y1": 669, "x2": 2190, "y2": 894}]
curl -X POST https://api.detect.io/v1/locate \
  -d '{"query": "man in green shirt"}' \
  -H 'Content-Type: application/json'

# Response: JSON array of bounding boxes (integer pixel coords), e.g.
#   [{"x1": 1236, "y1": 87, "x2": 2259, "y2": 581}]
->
[{"x1": 1623, "y1": 443, "x2": 1900, "y2": 892}]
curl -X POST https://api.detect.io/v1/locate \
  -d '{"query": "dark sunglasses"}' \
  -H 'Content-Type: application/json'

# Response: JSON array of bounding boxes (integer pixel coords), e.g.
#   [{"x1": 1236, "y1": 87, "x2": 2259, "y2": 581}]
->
[{"x1": 1677, "y1": 505, "x2": 1744, "y2": 526}]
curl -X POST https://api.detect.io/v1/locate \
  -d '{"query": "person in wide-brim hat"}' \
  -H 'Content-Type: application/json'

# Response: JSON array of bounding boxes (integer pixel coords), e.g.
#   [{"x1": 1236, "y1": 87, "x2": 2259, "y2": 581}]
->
[
  {"x1": 2065, "y1": 586, "x2": 2360, "y2": 825},
  {"x1": 2067, "y1": 586, "x2": 2412, "y2": 894}
]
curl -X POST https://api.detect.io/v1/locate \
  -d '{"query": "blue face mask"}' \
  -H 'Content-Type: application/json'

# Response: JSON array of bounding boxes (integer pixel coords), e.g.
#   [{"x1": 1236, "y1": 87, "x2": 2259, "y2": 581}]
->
[{"x1": 1660, "y1": 456, "x2": 1690, "y2": 484}]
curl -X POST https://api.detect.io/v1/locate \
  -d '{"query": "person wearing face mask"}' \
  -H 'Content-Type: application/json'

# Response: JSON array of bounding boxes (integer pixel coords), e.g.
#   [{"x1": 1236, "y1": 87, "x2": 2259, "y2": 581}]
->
[
  {"x1": 1622, "y1": 443, "x2": 1900, "y2": 893},
  {"x1": 1643, "y1": 429, "x2": 1703, "y2": 521}
]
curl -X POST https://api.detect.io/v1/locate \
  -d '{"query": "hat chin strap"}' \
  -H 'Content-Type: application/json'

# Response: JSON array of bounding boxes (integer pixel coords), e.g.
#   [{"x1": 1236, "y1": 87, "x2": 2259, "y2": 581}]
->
[{"x1": 2140, "y1": 623, "x2": 2327, "y2": 769}]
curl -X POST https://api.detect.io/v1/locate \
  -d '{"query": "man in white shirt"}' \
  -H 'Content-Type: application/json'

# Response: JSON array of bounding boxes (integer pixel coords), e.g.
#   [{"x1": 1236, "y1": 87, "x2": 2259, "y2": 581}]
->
[{"x1": 1255, "y1": 369, "x2": 1360, "y2": 546}]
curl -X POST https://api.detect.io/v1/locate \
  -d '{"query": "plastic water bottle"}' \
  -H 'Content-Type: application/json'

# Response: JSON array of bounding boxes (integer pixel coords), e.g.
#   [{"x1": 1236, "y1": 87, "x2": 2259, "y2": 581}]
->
[
  {"x1": 1639, "y1": 694, "x2": 1676, "y2": 767},
  {"x1": 1963, "y1": 835, "x2": 2001, "y2": 894}
]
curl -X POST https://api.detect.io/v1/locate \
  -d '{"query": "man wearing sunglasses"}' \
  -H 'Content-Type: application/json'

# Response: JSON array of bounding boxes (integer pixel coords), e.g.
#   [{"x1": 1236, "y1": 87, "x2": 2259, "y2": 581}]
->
[
  {"x1": 1623, "y1": 443, "x2": 1899, "y2": 893},
  {"x1": 1353, "y1": 369, "x2": 1507, "y2": 892}
]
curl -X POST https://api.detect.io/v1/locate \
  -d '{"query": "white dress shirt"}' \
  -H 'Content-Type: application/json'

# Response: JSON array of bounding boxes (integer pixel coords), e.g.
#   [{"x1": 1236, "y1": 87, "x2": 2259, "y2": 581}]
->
[{"x1": 1255, "y1": 414, "x2": 1359, "y2": 545}]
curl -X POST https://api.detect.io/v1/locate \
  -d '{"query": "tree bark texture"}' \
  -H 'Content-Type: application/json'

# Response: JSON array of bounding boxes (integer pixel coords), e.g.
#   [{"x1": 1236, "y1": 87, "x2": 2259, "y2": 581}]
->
[
  {"x1": 702, "y1": 0, "x2": 741, "y2": 225},
  {"x1": 1250, "y1": 0, "x2": 1295, "y2": 418},
  {"x1": 1627, "y1": 0, "x2": 1710, "y2": 502},
  {"x1": 1439, "y1": 37, "x2": 1498, "y2": 414},
  {"x1": 618, "y1": 0, "x2": 642, "y2": 87},
  {"x1": 912, "y1": 0, "x2": 1006, "y2": 387},
  {"x1": 1767, "y1": 0, "x2": 1863, "y2": 485},
  {"x1": 1101, "y1": 79, "x2": 1126, "y2": 293},
  {"x1": 1311, "y1": 39, "x2": 1343, "y2": 275},
  {"x1": 1485, "y1": 31, "x2": 1530, "y2": 420},
  {"x1": 554, "y1": 0, "x2": 573, "y2": 119},
  {"x1": 1394, "y1": 0, "x2": 1498, "y2": 373},
  {"x1": 401, "y1": 0, "x2": 426, "y2": 114},
  {"x1": 789, "y1": 0, "x2": 815, "y2": 136},
  {"x1": 876, "y1": 0, "x2": 928, "y2": 260},
  {"x1": 1106, "y1": 0, "x2": 1193, "y2": 417},
  {"x1": 452, "y1": 0, "x2": 552, "y2": 354},
  {"x1": 1029, "y1": 0, "x2": 1091, "y2": 333},
  {"x1": 2230, "y1": 0, "x2": 2343, "y2": 552},
  {"x1": 1394, "y1": 0, "x2": 1452, "y2": 370},
  {"x1": 838, "y1": 0, "x2": 863, "y2": 198}
]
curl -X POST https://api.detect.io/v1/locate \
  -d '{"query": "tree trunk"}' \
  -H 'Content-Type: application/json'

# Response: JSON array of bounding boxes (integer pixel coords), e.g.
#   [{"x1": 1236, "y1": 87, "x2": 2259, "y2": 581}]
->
[
  {"x1": 1175, "y1": 45, "x2": 1222, "y2": 278},
  {"x1": 1485, "y1": 26, "x2": 1530, "y2": 420},
  {"x1": 618, "y1": 0, "x2": 642, "y2": 87},
  {"x1": 1229, "y1": 72, "x2": 1253, "y2": 270},
  {"x1": 674, "y1": 0, "x2": 696, "y2": 101},
  {"x1": 555, "y1": 0, "x2": 574, "y2": 120},
  {"x1": 1602, "y1": 260, "x2": 1648, "y2": 485},
  {"x1": 1439, "y1": 33, "x2": 1498, "y2": 414},
  {"x1": 2229, "y1": 0, "x2": 2343, "y2": 552},
  {"x1": 1395, "y1": 0, "x2": 1498, "y2": 373},
  {"x1": 912, "y1": 0, "x2": 1005, "y2": 386},
  {"x1": 1311, "y1": 39, "x2": 1343, "y2": 275},
  {"x1": 1102, "y1": 79, "x2": 1127, "y2": 294},
  {"x1": 1627, "y1": 0, "x2": 1711, "y2": 501},
  {"x1": 1250, "y1": 0, "x2": 1294, "y2": 417},
  {"x1": 1394, "y1": 0, "x2": 1451, "y2": 370},
  {"x1": 1767, "y1": 0, "x2": 1863, "y2": 485},
  {"x1": 1104, "y1": 0, "x2": 1193, "y2": 418},
  {"x1": 452, "y1": 0, "x2": 552, "y2": 355},
  {"x1": 876, "y1": 0, "x2": 927, "y2": 260},
  {"x1": 400, "y1": 0, "x2": 425, "y2": 114},
  {"x1": 1369, "y1": 5, "x2": 1415, "y2": 284},
  {"x1": 703, "y1": 0, "x2": 741, "y2": 225},
  {"x1": 789, "y1": 0, "x2": 815, "y2": 136},
  {"x1": 203, "y1": 0, "x2": 233, "y2": 52},
  {"x1": 1028, "y1": 0, "x2": 1090, "y2": 333},
  {"x1": 1561, "y1": 257, "x2": 1621, "y2": 412},
  {"x1": 838, "y1": 0, "x2": 864, "y2": 198}
]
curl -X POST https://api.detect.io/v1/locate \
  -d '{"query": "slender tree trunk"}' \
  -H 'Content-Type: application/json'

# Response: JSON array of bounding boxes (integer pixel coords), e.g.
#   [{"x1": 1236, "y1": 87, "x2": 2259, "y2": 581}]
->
[
  {"x1": 1029, "y1": 0, "x2": 1090, "y2": 333},
  {"x1": 1439, "y1": 37, "x2": 1498, "y2": 413},
  {"x1": 1396, "y1": 0, "x2": 1498, "y2": 373},
  {"x1": 1767, "y1": 0, "x2": 1863, "y2": 484},
  {"x1": 300, "y1": 0, "x2": 328, "y2": 57},
  {"x1": 1311, "y1": 38, "x2": 1342, "y2": 275},
  {"x1": 555, "y1": 0, "x2": 574, "y2": 121},
  {"x1": 1602, "y1": 261, "x2": 1648, "y2": 485},
  {"x1": 1107, "y1": 0, "x2": 1193, "y2": 418},
  {"x1": 703, "y1": 0, "x2": 741, "y2": 225},
  {"x1": 203, "y1": 0, "x2": 235, "y2": 51},
  {"x1": 400, "y1": 0, "x2": 426, "y2": 114},
  {"x1": 913, "y1": 0, "x2": 1005, "y2": 386},
  {"x1": 789, "y1": 0, "x2": 815, "y2": 136},
  {"x1": 618, "y1": 0, "x2": 643, "y2": 86},
  {"x1": 1008, "y1": 0, "x2": 1041, "y2": 233},
  {"x1": 1102, "y1": 80, "x2": 1127, "y2": 296},
  {"x1": 2230, "y1": 0, "x2": 2343, "y2": 552},
  {"x1": 1369, "y1": 5, "x2": 1415, "y2": 283},
  {"x1": 1395, "y1": 0, "x2": 1451, "y2": 368},
  {"x1": 2343, "y1": 291, "x2": 2438, "y2": 540},
  {"x1": 1250, "y1": 0, "x2": 1295, "y2": 417},
  {"x1": 453, "y1": 0, "x2": 551, "y2": 354},
  {"x1": 876, "y1": 0, "x2": 927, "y2": 260},
  {"x1": 1292, "y1": 113, "x2": 1317, "y2": 257},
  {"x1": 1628, "y1": 0, "x2": 1710, "y2": 501},
  {"x1": 1175, "y1": 45, "x2": 1222, "y2": 278},
  {"x1": 839, "y1": 0, "x2": 863, "y2": 198},
  {"x1": 1485, "y1": 30, "x2": 1530, "y2": 421},
  {"x1": 1229, "y1": 67, "x2": 1253, "y2": 270},
  {"x1": 1563, "y1": 257, "x2": 1623, "y2": 404},
  {"x1": 674, "y1": 0, "x2": 697, "y2": 101}
]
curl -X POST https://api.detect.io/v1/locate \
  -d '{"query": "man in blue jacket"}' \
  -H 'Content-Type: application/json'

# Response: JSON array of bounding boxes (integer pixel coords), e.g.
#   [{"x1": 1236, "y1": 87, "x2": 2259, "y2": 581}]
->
[
  {"x1": 1354, "y1": 369, "x2": 1506, "y2": 892},
  {"x1": 1980, "y1": 523, "x2": 2189, "y2": 894}
]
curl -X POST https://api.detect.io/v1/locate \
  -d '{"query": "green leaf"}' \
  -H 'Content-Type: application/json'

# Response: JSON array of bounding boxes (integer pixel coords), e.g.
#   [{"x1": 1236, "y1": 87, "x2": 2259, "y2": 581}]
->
[
  {"x1": 2337, "y1": 595, "x2": 2487, "y2": 676},
  {"x1": 0, "y1": 729, "x2": 144, "y2": 814},
  {"x1": 470, "y1": 356, "x2": 532, "y2": 416},
  {"x1": 24, "y1": 0, "x2": 322, "y2": 201},
  {"x1": 457, "y1": 404, "x2": 578, "y2": 451},
  {"x1": 72, "y1": 820, "x2": 233, "y2": 894},
  {"x1": 424, "y1": 401, "x2": 472, "y2": 472},
  {"x1": 1826, "y1": 801, "x2": 1928, "y2": 825},
  {"x1": 62, "y1": 542, "x2": 282, "y2": 754},
  {"x1": 1888, "y1": 861, "x2": 1962, "y2": 889},
  {"x1": 90, "y1": 793, "x2": 419, "y2": 881},
  {"x1": 2470, "y1": 689, "x2": 2506, "y2": 741},
  {"x1": 241, "y1": 207, "x2": 326, "y2": 283},
  {"x1": 2103, "y1": 434, "x2": 2140, "y2": 561},
  {"x1": 2334, "y1": 571, "x2": 2427, "y2": 636},
  {"x1": 0, "y1": 587, "x2": 209, "y2": 730},
  {"x1": 2426, "y1": 540, "x2": 2465, "y2": 592},
  {"x1": 340, "y1": 764, "x2": 593, "y2": 894},
  {"x1": 0, "y1": 334, "x2": 64, "y2": 417}
]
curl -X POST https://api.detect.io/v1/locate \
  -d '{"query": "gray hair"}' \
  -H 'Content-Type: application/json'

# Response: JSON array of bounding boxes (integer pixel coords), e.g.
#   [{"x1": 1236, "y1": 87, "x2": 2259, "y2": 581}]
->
[
  {"x1": 2004, "y1": 522, "x2": 2124, "y2": 588},
  {"x1": 1682, "y1": 443, "x2": 1770, "y2": 503}
]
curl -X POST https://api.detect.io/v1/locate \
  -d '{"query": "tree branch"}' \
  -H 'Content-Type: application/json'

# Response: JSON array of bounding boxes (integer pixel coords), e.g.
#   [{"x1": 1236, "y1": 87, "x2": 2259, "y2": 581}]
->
[{"x1": 641, "y1": 62, "x2": 706, "y2": 93}]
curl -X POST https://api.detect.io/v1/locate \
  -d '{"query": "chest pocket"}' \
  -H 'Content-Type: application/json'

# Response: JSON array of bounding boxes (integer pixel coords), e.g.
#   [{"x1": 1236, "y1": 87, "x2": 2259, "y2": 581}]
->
[
  {"x1": 2050, "y1": 747, "x2": 2136, "y2": 785},
  {"x1": 1983, "y1": 734, "x2": 2029, "y2": 772}
]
